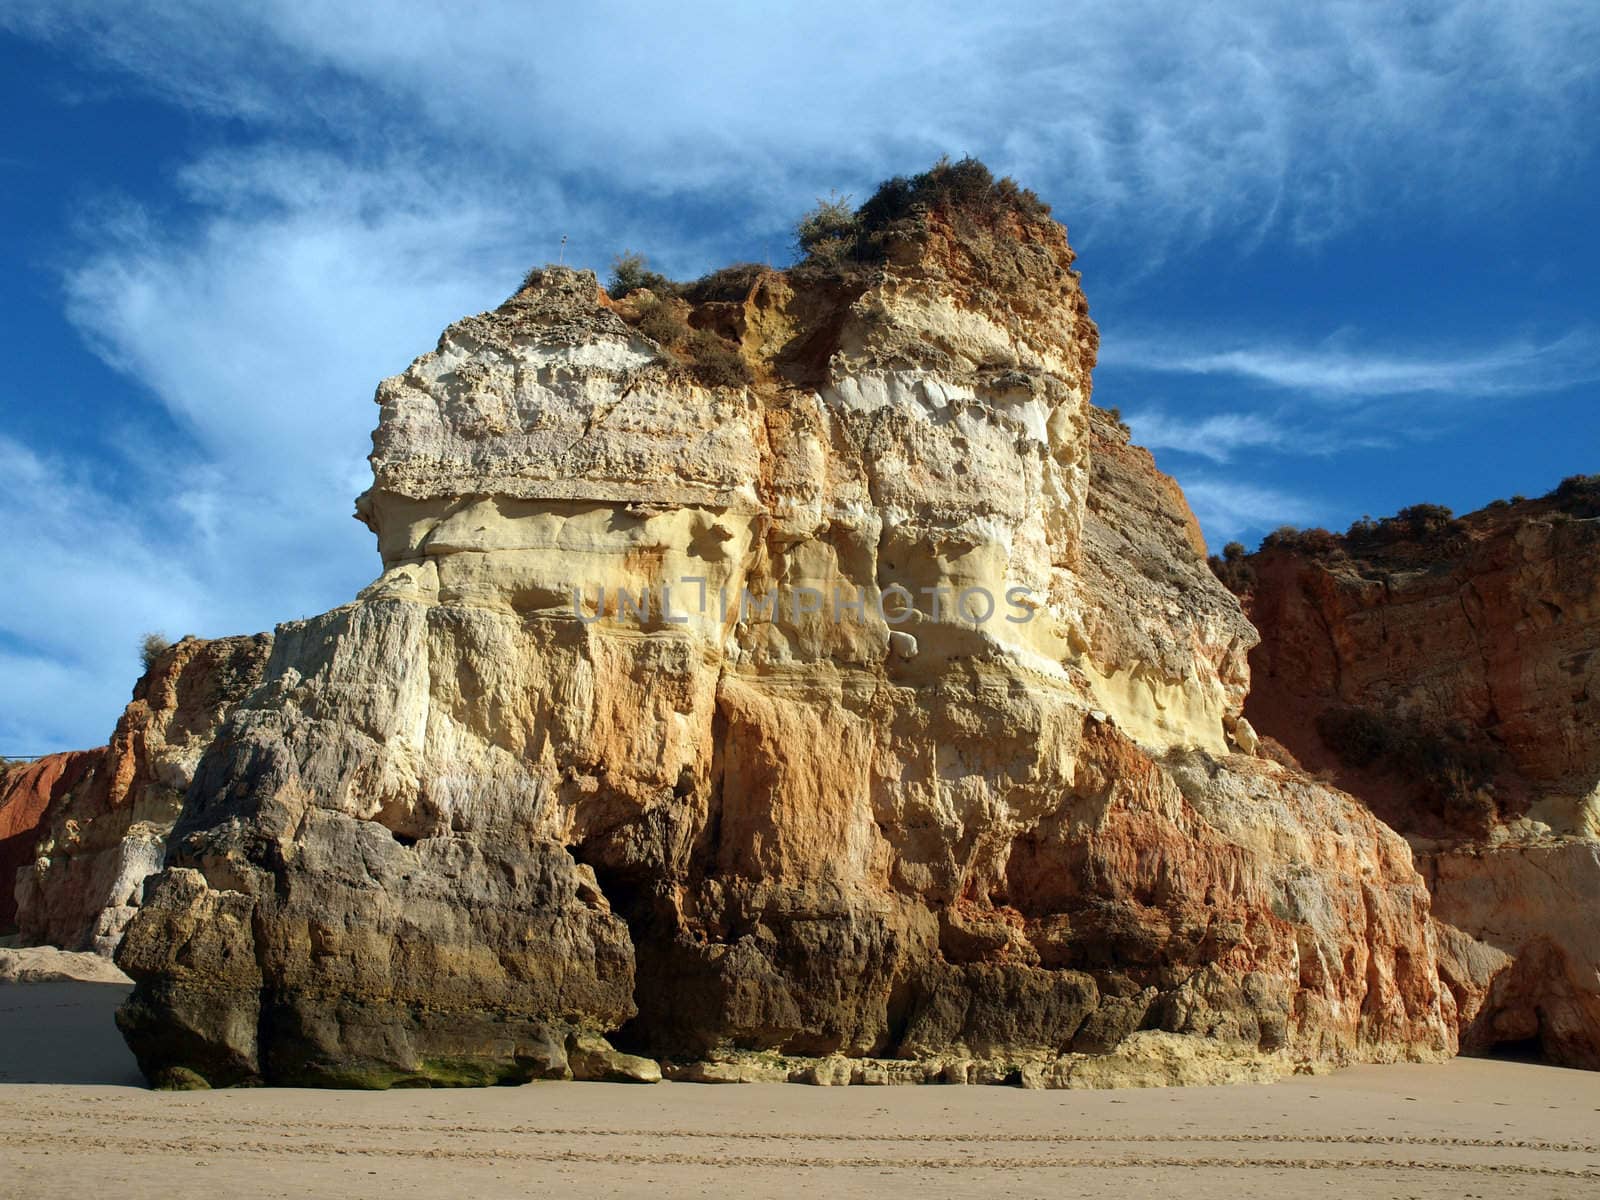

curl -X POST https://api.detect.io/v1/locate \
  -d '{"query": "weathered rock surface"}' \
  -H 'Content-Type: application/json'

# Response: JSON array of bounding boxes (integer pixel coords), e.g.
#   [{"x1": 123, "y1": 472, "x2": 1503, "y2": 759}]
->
[
  {"x1": 1, "y1": 751, "x2": 104, "y2": 931},
  {"x1": 0, "y1": 944, "x2": 132, "y2": 985},
  {"x1": 115, "y1": 177, "x2": 1457, "y2": 1087},
  {"x1": 566, "y1": 1031, "x2": 662, "y2": 1083},
  {"x1": 16, "y1": 635, "x2": 270, "y2": 954},
  {"x1": 1234, "y1": 488, "x2": 1600, "y2": 1067}
]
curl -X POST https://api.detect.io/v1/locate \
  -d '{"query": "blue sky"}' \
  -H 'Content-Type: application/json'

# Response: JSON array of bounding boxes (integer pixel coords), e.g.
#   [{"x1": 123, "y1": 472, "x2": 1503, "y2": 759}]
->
[{"x1": 2, "y1": 1, "x2": 1597, "y2": 754}]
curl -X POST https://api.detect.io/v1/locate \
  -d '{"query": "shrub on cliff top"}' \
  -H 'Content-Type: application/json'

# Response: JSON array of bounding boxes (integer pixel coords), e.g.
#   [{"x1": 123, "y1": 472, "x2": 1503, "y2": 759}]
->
[
  {"x1": 792, "y1": 156, "x2": 1052, "y2": 270},
  {"x1": 1260, "y1": 525, "x2": 1343, "y2": 556},
  {"x1": 140, "y1": 632, "x2": 172, "y2": 672},
  {"x1": 1393, "y1": 503, "x2": 1456, "y2": 536},
  {"x1": 607, "y1": 251, "x2": 679, "y2": 300},
  {"x1": 1207, "y1": 541, "x2": 1255, "y2": 595},
  {"x1": 1548, "y1": 473, "x2": 1600, "y2": 517},
  {"x1": 680, "y1": 262, "x2": 768, "y2": 304},
  {"x1": 857, "y1": 156, "x2": 1050, "y2": 236},
  {"x1": 794, "y1": 192, "x2": 859, "y2": 264},
  {"x1": 1341, "y1": 502, "x2": 1465, "y2": 551}
]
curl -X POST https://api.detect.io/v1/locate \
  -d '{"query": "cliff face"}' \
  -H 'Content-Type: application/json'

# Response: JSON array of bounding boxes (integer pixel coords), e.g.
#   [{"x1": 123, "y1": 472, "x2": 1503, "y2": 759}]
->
[
  {"x1": 1236, "y1": 489, "x2": 1600, "y2": 1067},
  {"x1": 1, "y1": 751, "x2": 104, "y2": 931},
  {"x1": 15, "y1": 635, "x2": 270, "y2": 953},
  {"x1": 114, "y1": 191, "x2": 1456, "y2": 1089}
]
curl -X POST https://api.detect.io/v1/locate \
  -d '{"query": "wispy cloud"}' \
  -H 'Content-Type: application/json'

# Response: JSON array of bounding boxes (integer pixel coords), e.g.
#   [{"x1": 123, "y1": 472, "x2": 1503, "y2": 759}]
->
[
  {"x1": 3, "y1": 1, "x2": 1599, "y2": 748},
  {"x1": 0, "y1": 435, "x2": 208, "y2": 751},
  {"x1": 6, "y1": 2, "x2": 1598, "y2": 253},
  {"x1": 1122, "y1": 410, "x2": 1297, "y2": 464},
  {"x1": 1104, "y1": 328, "x2": 1600, "y2": 399},
  {"x1": 1179, "y1": 478, "x2": 1322, "y2": 546},
  {"x1": 0, "y1": 152, "x2": 546, "y2": 749}
]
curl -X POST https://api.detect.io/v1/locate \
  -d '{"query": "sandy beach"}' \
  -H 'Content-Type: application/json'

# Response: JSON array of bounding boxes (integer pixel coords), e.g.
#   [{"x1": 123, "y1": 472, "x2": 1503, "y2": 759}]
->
[{"x1": 0, "y1": 980, "x2": 1595, "y2": 1199}]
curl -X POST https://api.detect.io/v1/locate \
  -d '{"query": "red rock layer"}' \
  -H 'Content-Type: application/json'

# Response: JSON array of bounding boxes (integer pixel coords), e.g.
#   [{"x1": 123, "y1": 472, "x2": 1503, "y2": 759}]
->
[{"x1": 0, "y1": 750, "x2": 105, "y2": 930}]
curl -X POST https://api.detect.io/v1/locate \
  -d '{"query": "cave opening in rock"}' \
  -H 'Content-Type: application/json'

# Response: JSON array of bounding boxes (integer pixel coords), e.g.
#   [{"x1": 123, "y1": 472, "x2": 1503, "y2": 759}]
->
[{"x1": 1476, "y1": 1034, "x2": 1545, "y2": 1064}]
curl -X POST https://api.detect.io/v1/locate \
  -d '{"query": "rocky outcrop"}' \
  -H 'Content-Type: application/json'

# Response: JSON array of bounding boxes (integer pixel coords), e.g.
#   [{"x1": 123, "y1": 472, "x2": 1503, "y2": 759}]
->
[
  {"x1": 1, "y1": 751, "x2": 104, "y2": 931},
  {"x1": 1233, "y1": 487, "x2": 1600, "y2": 1067},
  {"x1": 115, "y1": 169, "x2": 1458, "y2": 1088},
  {"x1": 17, "y1": 635, "x2": 271, "y2": 954},
  {"x1": 0, "y1": 944, "x2": 132, "y2": 985}
]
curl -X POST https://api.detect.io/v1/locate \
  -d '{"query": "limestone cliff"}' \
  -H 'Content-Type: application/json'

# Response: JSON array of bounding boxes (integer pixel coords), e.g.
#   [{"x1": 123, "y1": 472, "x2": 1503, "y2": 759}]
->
[
  {"x1": 15, "y1": 635, "x2": 270, "y2": 953},
  {"x1": 1232, "y1": 485, "x2": 1600, "y2": 1067},
  {"x1": 114, "y1": 170, "x2": 1456, "y2": 1088}
]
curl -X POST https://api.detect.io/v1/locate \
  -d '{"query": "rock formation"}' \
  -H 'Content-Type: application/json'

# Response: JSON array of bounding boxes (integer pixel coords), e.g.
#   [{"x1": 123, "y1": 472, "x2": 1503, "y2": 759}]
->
[
  {"x1": 0, "y1": 944, "x2": 132, "y2": 985},
  {"x1": 2, "y1": 750, "x2": 102, "y2": 932},
  {"x1": 14, "y1": 634, "x2": 270, "y2": 954},
  {"x1": 1231, "y1": 485, "x2": 1600, "y2": 1067},
  {"x1": 113, "y1": 166, "x2": 1460, "y2": 1088}
]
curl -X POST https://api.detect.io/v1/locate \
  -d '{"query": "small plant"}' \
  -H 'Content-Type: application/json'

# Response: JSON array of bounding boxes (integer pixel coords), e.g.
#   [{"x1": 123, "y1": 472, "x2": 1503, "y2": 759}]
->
[
  {"x1": 1393, "y1": 503, "x2": 1457, "y2": 537},
  {"x1": 140, "y1": 632, "x2": 172, "y2": 672},
  {"x1": 681, "y1": 262, "x2": 768, "y2": 304},
  {"x1": 792, "y1": 156, "x2": 1053, "y2": 270},
  {"x1": 1261, "y1": 525, "x2": 1342, "y2": 556},
  {"x1": 1548, "y1": 473, "x2": 1600, "y2": 517},
  {"x1": 634, "y1": 296, "x2": 689, "y2": 347},
  {"x1": 1343, "y1": 502, "x2": 1466, "y2": 551},
  {"x1": 794, "y1": 191, "x2": 859, "y2": 264},
  {"x1": 684, "y1": 328, "x2": 752, "y2": 388},
  {"x1": 607, "y1": 251, "x2": 678, "y2": 300},
  {"x1": 856, "y1": 156, "x2": 1049, "y2": 239},
  {"x1": 1207, "y1": 540, "x2": 1256, "y2": 595}
]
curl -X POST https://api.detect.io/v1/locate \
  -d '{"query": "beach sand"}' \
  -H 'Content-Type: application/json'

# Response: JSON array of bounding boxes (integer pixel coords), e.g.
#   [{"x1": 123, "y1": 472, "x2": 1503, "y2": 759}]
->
[{"x1": 2, "y1": 980, "x2": 1598, "y2": 1199}]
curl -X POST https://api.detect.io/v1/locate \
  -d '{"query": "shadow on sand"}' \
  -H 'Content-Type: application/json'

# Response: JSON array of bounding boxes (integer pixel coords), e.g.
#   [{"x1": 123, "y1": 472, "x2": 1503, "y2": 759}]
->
[{"x1": 0, "y1": 982, "x2": 144, "y2": 1086}]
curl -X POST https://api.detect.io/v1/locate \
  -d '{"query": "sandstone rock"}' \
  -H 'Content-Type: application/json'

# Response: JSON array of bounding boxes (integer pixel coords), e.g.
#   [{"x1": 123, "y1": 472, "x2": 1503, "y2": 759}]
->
[
  {"x1": 1, "y1": 751, "x2": 104, "y2": 932},
  {"x1": 662, "y1": 1059, "x2": 790, "y2": 1084},
  {"x1": 1236, "y1": 491, "x2": 1600, "y2": 1067},
  {"x1": 795, "y1": 1056, "x2": 854, "y2": 1086},
  {"x1": 115, "y1": 867, "x2": 264, "y2": 1088},
  {"x1": 16, "y1": 635, "x2": 271, "y2": 954},
  {"x1": 115, "y1": 175, "x2": 1456, "y2": 1087},
  {"x1": 1240, "y1": 496, "x2": 1599, "y2": 837},
  {"x1": 1225, "y1": 714, "x2": 1259, "y2": 757},
  {"x1": 1037, "y1": 1031, "x2": 1300, "y2": 1090},
  {"x1": 1426, "y1": 840, "x2": 1600, "y2": 1068},
  {"x1": 566, "y1": 1031, "x2": 661, "y2": 1082},
  {"x1": 0, "y1": 944, "x2": 132, "y2": 984}
]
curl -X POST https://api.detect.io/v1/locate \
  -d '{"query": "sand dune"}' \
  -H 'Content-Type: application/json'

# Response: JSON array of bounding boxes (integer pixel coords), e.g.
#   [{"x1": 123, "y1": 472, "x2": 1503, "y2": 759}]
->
[{"x1": 2, "y1": 981, "x2": 1598, "y2": 1199}]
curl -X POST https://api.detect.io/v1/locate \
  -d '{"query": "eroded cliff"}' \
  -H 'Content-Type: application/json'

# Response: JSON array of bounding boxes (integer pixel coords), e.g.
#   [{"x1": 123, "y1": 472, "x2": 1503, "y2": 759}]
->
[
  {"x1": 2, "y1": 751, "x2": 103, "y2": 932},
  {"x1": 1232, "y1": 486, "x2": 1600, "y2": 1067},
  {"x1": 113, "y1": 168, "x2": 1456, "y2": 1088},
  {"x1": 14, "y1": 635, "x2": 270, "y2": 953}
]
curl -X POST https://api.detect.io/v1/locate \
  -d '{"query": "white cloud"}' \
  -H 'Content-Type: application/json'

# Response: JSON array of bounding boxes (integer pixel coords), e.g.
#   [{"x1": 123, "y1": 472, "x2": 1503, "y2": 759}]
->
[
  {"x1": 1104, "y1": 328, "x2": 1600, "y2": 398},
  {"x1": 0, "y1": 436, "x2": 207, "y2": 750},
  {"x1": 6, "y1": 2, "x2": 1598, "y2": 253},
  {"x1": 1, "y1": 152, "x2": 558, "y2": 749},
  {"x1": 1179, "y1": 478, "x2": 1322, "y2": 546},
  {"x1": 3, "y1": 1, "x2": 1599, "y2": 749},
  {"x1": 1123, "y1": 410, "x2": 1296, "y2": 464}
]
